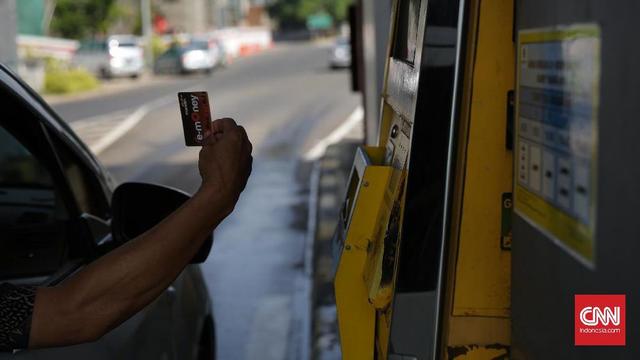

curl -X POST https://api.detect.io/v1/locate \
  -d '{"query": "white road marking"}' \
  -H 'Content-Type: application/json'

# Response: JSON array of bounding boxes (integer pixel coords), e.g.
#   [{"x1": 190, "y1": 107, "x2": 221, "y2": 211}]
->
[
  {"x1": 245, "y1": 295, "x2": 292, "y2": 360},
  {"x1": 88, "y1": 105, "x2": 149, "y2": 155},
  {"x1": 69, "y1": 83, "x2": 206, "y2": 155},
  {"x1": 303, "y1": 106, "x2": 364, "y2": 160}
]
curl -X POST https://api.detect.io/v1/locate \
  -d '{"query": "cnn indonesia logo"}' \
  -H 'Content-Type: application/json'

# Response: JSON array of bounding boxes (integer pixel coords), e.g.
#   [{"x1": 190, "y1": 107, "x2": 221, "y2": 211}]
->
[{"x1": 575, "y1": 294, "x2": 626, "y2": 346}]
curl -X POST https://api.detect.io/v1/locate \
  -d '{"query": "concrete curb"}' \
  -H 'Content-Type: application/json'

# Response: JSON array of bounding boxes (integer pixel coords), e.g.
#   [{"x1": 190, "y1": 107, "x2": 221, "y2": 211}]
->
[
  {"x1": 300, "y1": 101, "x2": 364, "y2": 359},
  {"x1": 299, "y1": 161, "x2": 321, "y2": 360}
]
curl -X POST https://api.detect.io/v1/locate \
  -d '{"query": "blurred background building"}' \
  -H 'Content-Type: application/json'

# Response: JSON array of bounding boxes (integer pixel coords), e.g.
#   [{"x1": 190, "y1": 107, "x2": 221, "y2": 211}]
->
[{"x1": 8, "y1": 0, "x2": 270, "y2": 38}]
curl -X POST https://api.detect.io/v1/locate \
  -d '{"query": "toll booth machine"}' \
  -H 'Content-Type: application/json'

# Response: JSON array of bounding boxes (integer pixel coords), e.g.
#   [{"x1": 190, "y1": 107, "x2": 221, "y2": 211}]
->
[{"x1": 333, "y1": 0, "x2": 640, "y2": 359}]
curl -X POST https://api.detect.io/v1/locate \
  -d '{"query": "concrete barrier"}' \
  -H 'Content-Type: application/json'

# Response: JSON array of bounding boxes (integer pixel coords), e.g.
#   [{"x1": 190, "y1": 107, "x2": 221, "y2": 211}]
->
[
  {"x1": 208, "y1": 27, "x2": 272, "y2": 60},
  {"x1": 17, "y1": 35, "x2": 79, "y2": 61}
]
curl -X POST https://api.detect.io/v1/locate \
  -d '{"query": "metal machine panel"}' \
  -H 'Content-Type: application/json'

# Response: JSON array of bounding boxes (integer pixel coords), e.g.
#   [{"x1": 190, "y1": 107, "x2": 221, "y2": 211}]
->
[
  {"x1": 451, "y1": 0, "x2": 514, "y2": 319},
  {"x1": 433, "y1": 0, "x2": 514, "y2": 357},
  {"x1": 334, "y1": 0, "x2": 432, "y2": 358},
  {"x1": 513, "y1": 0, "x2": 640, "y2": 358}
]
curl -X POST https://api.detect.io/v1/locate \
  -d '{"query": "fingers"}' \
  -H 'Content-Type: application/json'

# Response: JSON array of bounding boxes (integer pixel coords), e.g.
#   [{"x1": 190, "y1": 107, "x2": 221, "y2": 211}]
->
[
  {"x1": 235, "y1": 125, "x2": 252, "y2": 153},
  {"x1": 211, "y1": 117, "x2": 237, "y2": 133},
  {"x1": 202, "y1": 133, "x2": 217, "y2": 145},
  {"x1": 202, "y1": 118, "x2": 241, "y2": 145},
  {"x1": 240, "y1": 155, "x2": 253, "y2": 192},
  {"x1": 202, "y1": 120, "x2": 253, "y2": 161}
]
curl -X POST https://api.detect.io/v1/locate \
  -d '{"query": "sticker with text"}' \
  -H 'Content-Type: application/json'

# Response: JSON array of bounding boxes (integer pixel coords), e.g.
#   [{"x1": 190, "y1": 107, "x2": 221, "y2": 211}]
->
[{"x1": 575, "y1": 294, "x2": 625, "y2": 346}]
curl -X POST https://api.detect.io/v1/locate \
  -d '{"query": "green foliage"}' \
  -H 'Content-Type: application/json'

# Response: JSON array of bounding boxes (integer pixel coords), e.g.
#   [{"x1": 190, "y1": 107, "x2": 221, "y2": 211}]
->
[
  {"x1": 44, "y1": 60, "x2": 99, "y2": 94},
  {"x1": 330, "y1": 0, "x2": 350, "y2": 23},
  {"x1": 50, "y1": 0, "x2": 121, "y2": 39},
  {"x1": 151, "y1": 35, "x2": 169, "y2": 60},
  {"x1": 269, "y1": 0, "x2": 351, "y2": 29}
]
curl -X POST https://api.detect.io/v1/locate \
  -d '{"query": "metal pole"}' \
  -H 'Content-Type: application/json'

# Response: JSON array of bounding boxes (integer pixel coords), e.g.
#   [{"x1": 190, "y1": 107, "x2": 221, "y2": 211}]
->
[
  {"x1": 0, "y1": 0, "x2": 18, "y2": 70},
  {"x1": 141, "y1": 0, "x2": 152, "y2": 70}
]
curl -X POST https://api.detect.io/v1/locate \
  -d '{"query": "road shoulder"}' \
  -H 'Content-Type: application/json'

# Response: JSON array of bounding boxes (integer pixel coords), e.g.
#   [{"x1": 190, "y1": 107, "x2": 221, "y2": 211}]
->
[{"x1": 42, "y1": 73, "x2": 176, "y2": 106}]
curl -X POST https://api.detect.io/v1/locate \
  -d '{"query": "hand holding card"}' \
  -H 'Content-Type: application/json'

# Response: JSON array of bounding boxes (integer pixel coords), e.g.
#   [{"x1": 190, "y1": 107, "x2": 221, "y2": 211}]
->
[{"x1": 197, "y1": 117, "x2": 253, "y2": 214}]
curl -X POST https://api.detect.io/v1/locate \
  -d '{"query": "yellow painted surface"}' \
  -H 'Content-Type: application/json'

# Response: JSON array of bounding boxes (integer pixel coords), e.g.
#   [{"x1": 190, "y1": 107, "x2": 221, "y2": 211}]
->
[
  {"x1": 445, "y1": 316, "x2": 510, "y2": 349},
  {"x1": 364, "y1": 165, "x2": 408, "y2": 309},
  {"x1": 514, "y1": 186, "x2": 592, "y2": 259},
  {"x1": 376, "y1": 308, "x2": 393, "y2": 359},
  {"x1": 451, "y1": 0, "x2": 514, "y2": 318},
  {"x1": 448, "y1": 345, "x2": 509, "y2": 360},
  {"x1": 336, "y1": 0, "x2": 425, "y2": 355},
  {"x1": 377, "y1": 101, "x2": 395, "y2": 147},
  {"x1": 335, "y1": 151, "x2": 393, "y2": 359}
]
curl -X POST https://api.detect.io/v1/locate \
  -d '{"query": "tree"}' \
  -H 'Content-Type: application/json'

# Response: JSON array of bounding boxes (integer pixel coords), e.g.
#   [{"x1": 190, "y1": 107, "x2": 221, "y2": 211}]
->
[
  {"x1": 327, "y1": 0, "x2": 350, "y2": 24},
  {"x1": 268, "y1": 0, "x2": 351, "y2": 30},
  {"x1": 50, "y1": 0, "x2": 121, "y2": 39}
]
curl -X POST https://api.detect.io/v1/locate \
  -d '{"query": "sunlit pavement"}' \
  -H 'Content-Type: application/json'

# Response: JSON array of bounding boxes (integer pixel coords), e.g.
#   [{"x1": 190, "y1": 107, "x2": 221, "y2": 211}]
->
[{"x1": 52, "y1": 41, "x2": 360, "y2": 360}]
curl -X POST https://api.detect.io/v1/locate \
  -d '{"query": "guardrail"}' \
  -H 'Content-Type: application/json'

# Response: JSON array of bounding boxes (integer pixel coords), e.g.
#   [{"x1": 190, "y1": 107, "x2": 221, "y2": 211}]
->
[
  {"x1": 16, "y1": 27, "x2": 273, "y2": 64},
  {"x1": 17, "y1": 35, "x2": 79, "y2": 61},
  {"x1": 208, "y1": 27, "x2": 273, "y2": 60}
]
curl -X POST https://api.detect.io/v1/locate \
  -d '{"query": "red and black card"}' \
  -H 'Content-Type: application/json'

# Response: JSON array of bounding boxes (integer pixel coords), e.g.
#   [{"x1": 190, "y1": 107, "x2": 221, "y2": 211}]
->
[{"x1": 178, "y1": 91, "x2": 212, "y2": 146}]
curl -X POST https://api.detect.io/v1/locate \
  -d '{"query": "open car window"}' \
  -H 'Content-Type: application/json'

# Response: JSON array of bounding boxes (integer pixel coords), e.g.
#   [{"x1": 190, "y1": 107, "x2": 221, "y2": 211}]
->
[
  {"x1": 49, "y1": 134, "x2": 110, "y2": 220},
  {"x1": 0, "y1": 73, "x2": 110, "y2": 282}
]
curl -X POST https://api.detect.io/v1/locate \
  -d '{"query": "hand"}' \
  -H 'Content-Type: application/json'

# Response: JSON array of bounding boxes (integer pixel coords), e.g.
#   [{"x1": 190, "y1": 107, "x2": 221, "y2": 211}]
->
[{"x1": 197, "y1": 118, "x2": 253, "y2": 215}]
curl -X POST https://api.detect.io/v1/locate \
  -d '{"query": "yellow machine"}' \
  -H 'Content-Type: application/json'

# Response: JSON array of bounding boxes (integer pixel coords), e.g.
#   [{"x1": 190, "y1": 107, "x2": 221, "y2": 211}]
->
[
  {"x1": 334, "y1": 0, "x2": 428, "y2": 356},
  {"x1": 338, "y1": 0, "x2": 640, "y2": 358},
  {"x1": 335, "y1": 0, "x2": 515, "y2": 358}
]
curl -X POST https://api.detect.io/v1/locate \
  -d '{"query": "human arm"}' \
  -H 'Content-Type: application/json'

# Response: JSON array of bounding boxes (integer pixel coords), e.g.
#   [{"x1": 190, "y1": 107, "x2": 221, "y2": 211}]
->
[{"x1": 26, "y1": 118, "x2": 252, "y2": 348}]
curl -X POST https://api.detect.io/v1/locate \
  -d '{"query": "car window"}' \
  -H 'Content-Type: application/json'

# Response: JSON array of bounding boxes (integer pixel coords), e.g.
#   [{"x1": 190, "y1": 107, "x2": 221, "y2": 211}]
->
[
  {"x1": 78, "y1": 40, "x2": 93, "y2": 52},
  {"x1": 0, "y1": 125, "x2": 70, "y2": 280},
  {"x1": 78, "y1": 40, "x2": 106, "y2": 52},
  {"x1": 77, "y1": 40, "x2": 91, "y2": 52},
  {"x1": 336, "y1": 37, "x2": 349, "y2": 46},
  {"x1": 189, "y1": 41, "x2": 209, "y2": 50},
  {"x1": 116, "y1": 41, "x2": 137, "y2": 48},
  {"x1": 49, "y1": 134, "x2": 110, "y2": 220},
  {"x1": 109, "y1": 38, "x2": 138, "y2": 48}
]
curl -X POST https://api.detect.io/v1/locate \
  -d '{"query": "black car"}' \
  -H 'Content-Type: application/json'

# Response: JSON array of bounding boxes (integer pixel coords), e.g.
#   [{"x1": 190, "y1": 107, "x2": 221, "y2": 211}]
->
[{"x1": 0, "y1": 64, "x2": 215, "y2": 359}]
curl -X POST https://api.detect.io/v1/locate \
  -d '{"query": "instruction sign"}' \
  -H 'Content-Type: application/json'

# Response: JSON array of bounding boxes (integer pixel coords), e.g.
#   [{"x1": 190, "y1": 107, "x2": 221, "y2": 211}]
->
[{"x1": 515, "y1": 25, "x2": 600, "y2": 266}]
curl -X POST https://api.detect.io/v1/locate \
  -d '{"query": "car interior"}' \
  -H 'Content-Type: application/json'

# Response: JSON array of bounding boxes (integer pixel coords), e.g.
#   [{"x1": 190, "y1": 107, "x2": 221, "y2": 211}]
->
[{"x1": 0, "y1": 86, "x2": 110, "y2": 283}]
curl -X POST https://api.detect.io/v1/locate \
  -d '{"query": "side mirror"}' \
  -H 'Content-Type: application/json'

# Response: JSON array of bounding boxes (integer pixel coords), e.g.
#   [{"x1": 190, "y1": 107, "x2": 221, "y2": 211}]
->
[{"x1": 110, "y1": 182, "x2": 213, "y2": 264}]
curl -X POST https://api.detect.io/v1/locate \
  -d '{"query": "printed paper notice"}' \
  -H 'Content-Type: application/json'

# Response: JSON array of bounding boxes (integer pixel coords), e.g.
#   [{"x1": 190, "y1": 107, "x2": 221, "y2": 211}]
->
[{"x1": 515, "y1": 25, "x2": 600, "y2": 266}]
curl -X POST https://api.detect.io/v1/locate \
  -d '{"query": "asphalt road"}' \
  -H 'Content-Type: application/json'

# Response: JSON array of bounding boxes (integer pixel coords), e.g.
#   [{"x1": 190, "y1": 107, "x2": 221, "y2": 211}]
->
[{"x1": 52, "y1": 41, "x2": 360, "y2": 360}]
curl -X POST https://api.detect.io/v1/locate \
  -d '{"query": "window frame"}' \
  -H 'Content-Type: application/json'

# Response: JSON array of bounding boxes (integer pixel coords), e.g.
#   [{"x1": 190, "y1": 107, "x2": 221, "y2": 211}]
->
[
  {"x1": 0, "y1": 102, "x2": 78, "y2": 223},
  {"x1": 0, "y1": 70, "x2": 113, "y2": 283}
]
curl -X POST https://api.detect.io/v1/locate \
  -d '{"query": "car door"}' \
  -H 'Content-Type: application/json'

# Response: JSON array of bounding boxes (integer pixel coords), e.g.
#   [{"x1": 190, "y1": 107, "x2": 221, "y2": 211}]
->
[
  {"x1": 155, "y1": 47, "x2": 180, "y2": 74},
  {"x1": 0, "y1": 67, "x2": 178, "y2": 359}
]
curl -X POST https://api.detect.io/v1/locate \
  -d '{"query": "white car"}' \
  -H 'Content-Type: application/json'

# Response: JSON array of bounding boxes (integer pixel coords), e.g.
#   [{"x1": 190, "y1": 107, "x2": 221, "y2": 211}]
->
[
  {"x1": 194, "y1": 37, "x2": 226, "y2": 68},
  {"x1": 74, "y1": 35, "x2": 145, "y2": 79},
  {"x1": 330, "y1": 37, "x2": 351, "y2": 68},
  {"x1": 154, "y1": 41, "x2": 215, "y2": 75}
]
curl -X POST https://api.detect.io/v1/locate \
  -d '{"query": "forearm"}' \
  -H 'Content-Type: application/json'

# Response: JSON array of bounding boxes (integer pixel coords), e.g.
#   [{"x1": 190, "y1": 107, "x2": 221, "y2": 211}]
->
[{"x1": 30, "y1": 187, "x2": 229, "y2": 348}]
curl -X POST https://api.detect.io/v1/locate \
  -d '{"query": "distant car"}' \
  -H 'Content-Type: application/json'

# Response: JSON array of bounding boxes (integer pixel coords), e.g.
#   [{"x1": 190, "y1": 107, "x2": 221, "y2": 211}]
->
[
  {"x1": 193, "y1": 37, "x2": 226, "y2": 69},
  {"x1": 329, "y1": 37, "x2": 351, "y2": 69},
  {"x1": 74, "y1": 35, "x2": 144, "y2": 79},
  {"x1": 0, "y1": 63, "x2": 215, "y2": 359},
  {"x1": 154, "y1": 41, "x2": 215, "y2": 75}
]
